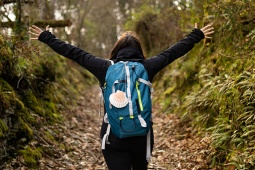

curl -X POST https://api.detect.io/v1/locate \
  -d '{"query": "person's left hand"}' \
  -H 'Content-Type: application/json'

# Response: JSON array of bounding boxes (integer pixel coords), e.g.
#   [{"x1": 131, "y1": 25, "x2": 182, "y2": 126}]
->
[
  {"x1": 28, "y1": 25, "x2": 49, "y2": 40},
  {"x1": 195, "y1": 23, "x2": 214, "y2": 39}
]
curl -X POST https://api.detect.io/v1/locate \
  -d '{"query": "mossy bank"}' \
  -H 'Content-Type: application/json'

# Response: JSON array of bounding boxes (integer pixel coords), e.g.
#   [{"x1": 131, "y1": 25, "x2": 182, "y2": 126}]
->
[{"x1": 0, "y1": 34, "x2": 95, "y2": 168}]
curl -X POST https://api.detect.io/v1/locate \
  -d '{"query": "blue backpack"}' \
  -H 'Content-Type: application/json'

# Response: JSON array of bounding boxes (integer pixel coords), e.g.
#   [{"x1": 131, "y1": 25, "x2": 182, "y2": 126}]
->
[{"x1": 101, "y1": 61, "x2": 153, "y2": 161}]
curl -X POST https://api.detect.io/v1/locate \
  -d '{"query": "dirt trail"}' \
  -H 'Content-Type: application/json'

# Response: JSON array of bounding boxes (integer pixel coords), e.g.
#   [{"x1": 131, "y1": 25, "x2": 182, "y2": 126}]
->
[{"x1": 5, "y1": 85, "x2": 211, "y2": 170}]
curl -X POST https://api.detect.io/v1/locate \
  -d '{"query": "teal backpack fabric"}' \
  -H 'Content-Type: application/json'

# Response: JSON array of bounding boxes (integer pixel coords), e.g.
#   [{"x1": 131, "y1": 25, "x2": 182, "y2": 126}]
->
[{"x1": 102, "y1": 61, "x2": 153, "y2": 139}]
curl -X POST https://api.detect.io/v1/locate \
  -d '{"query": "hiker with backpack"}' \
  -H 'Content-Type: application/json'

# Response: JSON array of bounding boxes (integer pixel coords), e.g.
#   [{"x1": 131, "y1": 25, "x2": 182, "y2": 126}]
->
[{"x1": 29, "y1": 23, "x2": 214, "y2": 170}]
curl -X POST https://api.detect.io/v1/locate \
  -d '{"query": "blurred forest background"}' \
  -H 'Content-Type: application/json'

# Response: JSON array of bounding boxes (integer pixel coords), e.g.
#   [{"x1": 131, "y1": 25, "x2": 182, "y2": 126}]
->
[{"x1": 0, "y1": 0, "x2": 255, "y2": 169}]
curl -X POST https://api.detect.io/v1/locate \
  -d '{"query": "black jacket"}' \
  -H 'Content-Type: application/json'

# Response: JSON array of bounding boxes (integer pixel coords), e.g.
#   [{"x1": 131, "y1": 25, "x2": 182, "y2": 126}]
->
[{"x1": 38, "y1": 28, "x2": 205, "y2": 142}]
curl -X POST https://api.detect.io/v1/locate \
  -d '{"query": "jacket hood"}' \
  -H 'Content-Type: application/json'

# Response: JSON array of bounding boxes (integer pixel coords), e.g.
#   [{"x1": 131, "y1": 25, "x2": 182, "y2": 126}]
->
[{"x1": 114, "y1": 47, "x2": 144, "y2": 62}]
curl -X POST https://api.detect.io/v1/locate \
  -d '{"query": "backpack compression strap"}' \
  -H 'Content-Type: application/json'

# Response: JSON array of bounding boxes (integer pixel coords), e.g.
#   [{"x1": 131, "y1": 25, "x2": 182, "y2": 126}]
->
[
  {"x1": 101, "y1": 113, "x2": 110, "y2": 149},
  {"x1": 125, "y1": 62, "x2": 134, "y2": 118},
  {"x1": 138, "y1": 78, "x2": 154, "y2": 92},
  {"x1": 146, "y1": 129, "x2": 151, "y2": 162}
]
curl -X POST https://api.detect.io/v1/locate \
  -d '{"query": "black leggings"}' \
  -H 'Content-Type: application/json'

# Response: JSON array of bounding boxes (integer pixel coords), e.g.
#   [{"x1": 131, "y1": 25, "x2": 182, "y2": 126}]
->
[{"x1": 102, "y1": 140, "x2": 152, "y2": 170}]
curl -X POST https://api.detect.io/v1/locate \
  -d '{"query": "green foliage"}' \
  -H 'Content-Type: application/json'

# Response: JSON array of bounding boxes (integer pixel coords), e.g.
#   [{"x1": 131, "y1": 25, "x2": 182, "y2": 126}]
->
[
  {"x1": 18, "y1": 117, "x2": 34, "y2": 140},
  {"x1": 0, "y1": 119, "x2": 8, "y2": 138},
  {"x1": 125, "y1": 5, "x2": 157, "y2": 54},
  {"x1": 18, "y1": 146, "x2": 42, "y2": 168},
  {"x1": 198, "y1": 70, "x2": 255, "y2": 168},
  {"x1": 128, "y1": 0, "x2": 255, "y2": 168},
  {"x1": 125, "y1": 4, "x2": 182, "y2": 56},
  {"x1": 180, "y1": 1, "x2": 255, "y2": 168},
  {"x1": 0, "y1": 31, "x2": 95, "y2": 166}
]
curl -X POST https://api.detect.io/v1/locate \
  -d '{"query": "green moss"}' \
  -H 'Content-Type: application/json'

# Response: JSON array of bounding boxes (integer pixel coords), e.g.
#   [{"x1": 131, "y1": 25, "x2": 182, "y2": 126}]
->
[
  {"x1": 17, "y1": 110, "x2": 36, "y2": 127},
  {"x1": 0, "y1": 41, "x2": 14, "y2": 76},
  {"x1": 164, "y1": 86, "x2": 176, "y2": 96},
  {"x1": 15, "y1": 97, "x2": 25, "y2": 110},
  {"x1": 0, "y1": 78, "x2": 16, "y2": 109},
  {"x1": 18, "y1": 117, "x2": 33, "y2": 140},
  {"x1": 21, "y1": 90, "x2": 44, "y2": 115},
  {"x1": 0, "y1": 47, "x2": 12, "y2": 58},
  {"x1": 45, "y1": 101, "x2": 56, "y2": 112},
  {"x1": 19, "y1": 146, "x2": 42, "y2": 168},
  {"x1": 59, "y1": 143, "x2": 65, "y2": 150},
  {"x1": 0, "y1": 45, "x2": 16, "y2": 78},
  {"x1": 0, "y1": 119, "x2": 8, "y2": 137},
  {"x1": 45, "y1": 100, "x2": 62, "y2": 122},
  {"x1": 0, "y1": 35, "x2": 12, "y2": 59},
  {"x1": 45, "y1": 131, "x2": 55, "y2": 142},
  {"x1": 0, "y1": 32, "x2": 96, "y2": 166},
  {"x1": 21, "y1": 89, "x2": 64, "y2": 123},
  {"x1": 0, "y1": 78, "x2": 14, "y2": 91},
  {"x1": 0, "y1": 34, "x2": 4, "y2": 45}
]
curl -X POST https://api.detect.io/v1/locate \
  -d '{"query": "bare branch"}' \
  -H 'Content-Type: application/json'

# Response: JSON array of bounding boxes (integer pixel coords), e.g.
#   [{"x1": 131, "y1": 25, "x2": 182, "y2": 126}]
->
[
  {"x1": 1, "y1": 5, "x2": 13, "y2": 23},
  {"x1": 0, "y1": 19, "x2": 72, "y2": 28},
  {"x1": 2, "y1": 0, "x2": 34, "y2": 5}
]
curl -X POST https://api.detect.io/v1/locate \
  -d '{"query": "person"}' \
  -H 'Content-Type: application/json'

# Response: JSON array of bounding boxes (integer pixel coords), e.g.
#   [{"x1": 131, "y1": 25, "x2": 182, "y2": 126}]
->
[{"x1": 28, "y1": 23, "x2": 214, "y2": 170}]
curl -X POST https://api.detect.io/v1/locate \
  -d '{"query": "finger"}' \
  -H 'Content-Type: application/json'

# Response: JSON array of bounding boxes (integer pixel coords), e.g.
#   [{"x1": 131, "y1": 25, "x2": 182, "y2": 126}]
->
[
  {"x1": 203, "y1": 27, "x2": 214, "y2": 31},
  {"x1": 30, "y1": 37, "x2": 39, "y2": 40},
  {"x1": 204, "y1": 31, "x2": 214, "y2": 36},
  {"x1": 31, "y1": 25, "x2": 43, "y2": 32},
  {"x1": 204, "y1": 24, "x2": 213, "y2": 29},
  {"x1": 195, "y1": 23, "x2": 198, "y2": 29},
  {"x1": 205, "y1": 36, "x2": 212, "y2": 39},
  {"x1": 201, "y1": 24, "x2": 213, "y2": 32},
  {"x1": 29, "y1": 27, "x2": 41, "y2": 34},
  {"x1": 201, "y1": 28, "x2": 214, "y2": 35},
  {"x1": 28, "y1": 31, "x2": 40, "y2": 37},
  {"x1": 46, "y1": 25, "x2": 50, "y2": 31},
  {"x1": 203, "y1": 30, "x2": 214, "y2": 35},
  {"x1": 203, "y1": 27, "x2": 214, "y2": 32}
]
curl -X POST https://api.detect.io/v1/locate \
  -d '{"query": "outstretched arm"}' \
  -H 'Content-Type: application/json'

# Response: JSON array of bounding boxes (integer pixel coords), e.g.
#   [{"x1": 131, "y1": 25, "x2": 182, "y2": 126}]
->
[
  {"x1": 144, "y1": 23, "x2": 214, "y2": 81},
  {"x1": 28, "y1": 25, "x2": 111, "y2": 86}
]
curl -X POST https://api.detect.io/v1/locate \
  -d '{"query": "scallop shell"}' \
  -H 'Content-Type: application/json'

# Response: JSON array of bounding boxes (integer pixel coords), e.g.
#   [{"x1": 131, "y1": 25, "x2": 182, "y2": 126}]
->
[{"x1": 109, "y1": 90, "x2": 128, "y2": 108}]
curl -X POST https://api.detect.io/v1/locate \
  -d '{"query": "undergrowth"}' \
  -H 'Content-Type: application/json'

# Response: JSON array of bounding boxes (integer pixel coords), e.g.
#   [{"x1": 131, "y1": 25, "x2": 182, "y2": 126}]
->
[
  {"x1": 142, "y1": 0, "x2": 255, "y2": 168},
  {"x1": 0, "y1": 33, "x2": 95, "y2": 168},
  {"x1": 161, "y1": 0, "x2": 255, "y2": 168}
]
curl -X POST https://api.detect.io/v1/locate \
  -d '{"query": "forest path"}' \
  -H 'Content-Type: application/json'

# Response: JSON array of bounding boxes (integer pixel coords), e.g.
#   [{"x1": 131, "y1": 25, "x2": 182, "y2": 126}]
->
[{"x1": 38, "y1": 85, "x2": 211, "y2": 170}]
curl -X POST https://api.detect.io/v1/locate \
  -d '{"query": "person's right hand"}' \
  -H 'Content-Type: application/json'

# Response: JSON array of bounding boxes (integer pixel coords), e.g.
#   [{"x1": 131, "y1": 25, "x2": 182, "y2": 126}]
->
[
  {"x1": 28, "y1": 25, "x2": 49, "y2": 40},
  {"x1": 195, "y1": 23, "x2": 214, "y2": 40}
]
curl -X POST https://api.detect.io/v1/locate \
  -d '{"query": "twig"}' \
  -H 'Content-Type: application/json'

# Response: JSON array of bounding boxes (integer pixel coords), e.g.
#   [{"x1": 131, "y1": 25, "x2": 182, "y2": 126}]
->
[
  {"x1": 2, "y1": 143, "x2": 7, "y2": 155},
  {"x1": 1, "y1": 6, "x2": 13, "y2": 23},
  {"x1": 17, "y1": 75, "x2": 24, "y2": 89},
  {"x1": 42, "y1": 153, "x2": 63, "y2": 167},
  {"x1": 87, "y1": 150, "x2": 98, "y2": 163},
  {"x1": 218, "y1": 52, "x2": 235, "y2": 58},
  {"x1": 34, "y1": 132, "x2": 50, "y2": 146},
  {"x1": 2, "y1": 56, "x2": 20, "y2": 63}
]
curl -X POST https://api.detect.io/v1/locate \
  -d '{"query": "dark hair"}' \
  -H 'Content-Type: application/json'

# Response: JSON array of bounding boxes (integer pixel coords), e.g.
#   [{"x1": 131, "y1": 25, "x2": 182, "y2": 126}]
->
[{"x1": 109, "y1": 31, "x2": 145, "y2": 60}]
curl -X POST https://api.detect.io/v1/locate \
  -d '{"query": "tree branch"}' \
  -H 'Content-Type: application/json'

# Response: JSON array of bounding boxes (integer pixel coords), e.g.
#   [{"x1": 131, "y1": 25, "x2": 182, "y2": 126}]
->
[
  {"x1": 2, "y1": 0, "x2": 34, "y2": 5},
  {"x1": 1, "y1": 5, "x2": 13, "y2": 23},
  {"x1": 240, "y1": 18, "x2": 255, "y2": 25},
  {"x1": 0, "y1": 19, "x2": 72, "y2": 28}
]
